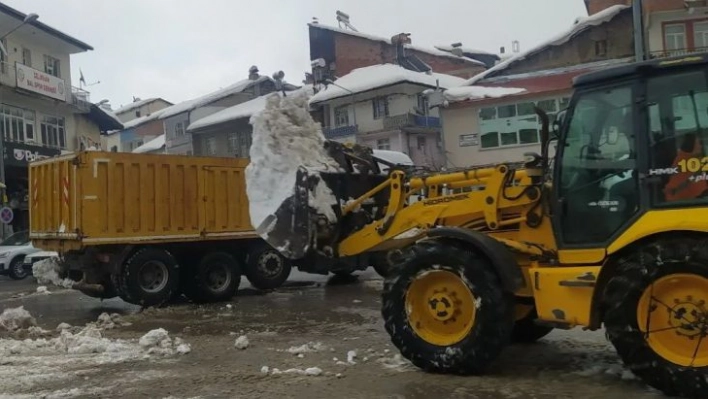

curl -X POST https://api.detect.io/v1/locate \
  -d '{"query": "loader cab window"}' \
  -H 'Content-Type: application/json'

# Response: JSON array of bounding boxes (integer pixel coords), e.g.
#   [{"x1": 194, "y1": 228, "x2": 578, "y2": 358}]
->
[
  {"x1": 556, "y1": 85, "x2": 638, "y2": 244},
  {"x1": 646, "y1": 69, "x2": 708, "y2": 205}
]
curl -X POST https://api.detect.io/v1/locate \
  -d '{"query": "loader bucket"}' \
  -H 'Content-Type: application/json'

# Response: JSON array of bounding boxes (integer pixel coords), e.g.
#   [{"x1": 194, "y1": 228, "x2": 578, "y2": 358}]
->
[{"x1": 254, "y1": 166, "x2": 315, "y2": 260}]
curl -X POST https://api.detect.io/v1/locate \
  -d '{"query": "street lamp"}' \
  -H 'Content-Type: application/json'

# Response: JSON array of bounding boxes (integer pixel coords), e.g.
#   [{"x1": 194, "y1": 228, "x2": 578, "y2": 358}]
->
[{"x1": 0, "y1": 12, "x2": 39, "y2": 239}]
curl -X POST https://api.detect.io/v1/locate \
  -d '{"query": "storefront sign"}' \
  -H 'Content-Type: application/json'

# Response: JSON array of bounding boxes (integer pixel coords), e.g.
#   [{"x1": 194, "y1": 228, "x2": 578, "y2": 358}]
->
[
  {"x1": 3, "y1": 141, "x2": 61, "y2": 167},
  {"x1": 459, "y1": 134, "x2": 479, "y2": 147},
  {"x1": 15, "y1": 63, "x2": 67, "y2": 102}
]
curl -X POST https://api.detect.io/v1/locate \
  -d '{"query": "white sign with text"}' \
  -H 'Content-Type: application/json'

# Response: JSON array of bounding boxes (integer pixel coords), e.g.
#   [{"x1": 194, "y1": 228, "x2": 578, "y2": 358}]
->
[{"x1": 15, "y1": 63, "x2": 67, "y2": 102}]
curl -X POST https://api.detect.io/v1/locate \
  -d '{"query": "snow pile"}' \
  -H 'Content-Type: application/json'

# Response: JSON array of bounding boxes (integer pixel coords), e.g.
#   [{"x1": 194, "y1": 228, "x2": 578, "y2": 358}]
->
[
  {"x1": 36, "y1": 286, "x2": 50, "y2": 295},
  {"x1": 285, "y1": 341, "x2": 327, "y2": 355},
  {"x1": 464, "y1": 4, "x2": 630, "y2": 86},
  {"x1": 32, "y1": 258, "x2": 74, "y2": 289},
  {"x1": 92, "y1": 313, "x2": 131, "y2": 330},
  {"x1": 234, "y1": 335, "x2": 249, "y2": 350},
  {"x1": 245, "y1": 91, "x2": 343, "y2": 232},
  {"x1": 138, "y1": 328, "x2": 191, "y2": 356},
  {"x1": 309, "y1": 64, "x2": 465, "y2": 104},
  {"x1": 0, "y1": 307, "x2": 36, "y2": 332},
  {"x1": 443, "y1": 86, "x2": 527, "y2": 103},
  {"x1": 260, "y1": 366, "x2": 323, "y2": 376},
  {"x1": 377, "y1": 354, "x2": 415, "y2": 372}
]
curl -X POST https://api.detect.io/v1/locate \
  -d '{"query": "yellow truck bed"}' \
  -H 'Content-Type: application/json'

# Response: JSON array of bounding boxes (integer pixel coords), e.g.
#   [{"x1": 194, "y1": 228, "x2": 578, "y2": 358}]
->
[{"x1": 29, "y1": 151, "x2": 257, "y2": 251}]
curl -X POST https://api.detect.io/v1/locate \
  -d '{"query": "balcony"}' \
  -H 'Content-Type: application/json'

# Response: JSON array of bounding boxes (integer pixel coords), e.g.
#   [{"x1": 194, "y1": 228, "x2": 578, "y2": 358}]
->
[
  {"x1": 71, "y1": 86, "x2": 91, "y2": 112},
  {"x1": 383, "y1": 113, "x2": 441, "y2": 130},
  {"x1": 323, "y1": 124, "x2": 358, "y2": 139},
  {"x1": 649, "y1": 47, "x2": 708, "y2": 59}
]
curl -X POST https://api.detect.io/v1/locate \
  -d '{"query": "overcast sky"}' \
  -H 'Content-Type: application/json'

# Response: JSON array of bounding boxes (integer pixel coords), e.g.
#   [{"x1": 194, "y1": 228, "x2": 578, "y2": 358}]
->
[{"x1": 5, "y1": 0, "x2": 587, "y2": 111}]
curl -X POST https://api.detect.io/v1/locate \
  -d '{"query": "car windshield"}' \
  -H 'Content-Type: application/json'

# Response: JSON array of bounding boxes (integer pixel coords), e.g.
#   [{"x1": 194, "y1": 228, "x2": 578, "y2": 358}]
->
[{"x1": 1, "y1": 230, "x2": 29, "y2": 246}]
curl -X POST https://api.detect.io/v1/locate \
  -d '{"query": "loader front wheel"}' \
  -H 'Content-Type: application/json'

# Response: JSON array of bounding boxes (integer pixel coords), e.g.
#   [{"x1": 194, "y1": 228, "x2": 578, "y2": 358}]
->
[
  {"x1": 604, "y1": 237, "x2": 708, "y2": 399},
  {"x1": 115, "y1": 248, "x2": 180, "y2": 307},
  {"x1": 245, "y1": 243, "x2": 292, "y2": 290},
  {"x1": 382, "y1": 240, "x2": 514, "y2": 374}
]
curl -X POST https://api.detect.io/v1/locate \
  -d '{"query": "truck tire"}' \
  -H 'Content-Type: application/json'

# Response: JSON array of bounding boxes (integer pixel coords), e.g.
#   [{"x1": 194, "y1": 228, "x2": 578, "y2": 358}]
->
[
  {"x1": 184, "y1": 252, "x2": 241, "y2": 303},
  {"x1": 8, "y1": 257, "x2": 28, "y2": 280},
  {"x1": 382, "y1": 239, "x2": 514, "y2": 374},
  {"x1": 114, "y1": 248, "x2": 180, "y2": 307},
  {"x1": 603, "y1": 237, "x2": 708, "y2": 399},
  {"x1": 511, "y1": 307, "x2": 553, "y2": 344},
  {"x1": 245, "y1": 243, "x2": 292, "y2": 290}
]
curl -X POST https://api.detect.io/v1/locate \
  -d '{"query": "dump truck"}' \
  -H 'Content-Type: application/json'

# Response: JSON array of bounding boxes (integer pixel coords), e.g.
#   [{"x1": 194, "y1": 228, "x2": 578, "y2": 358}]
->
[
  {"x1": 248, "y1": 54, "x2": 708, "y2": 398},
  {"x1": 27, "y1": 150, "x2": 399, "y2": 306}
]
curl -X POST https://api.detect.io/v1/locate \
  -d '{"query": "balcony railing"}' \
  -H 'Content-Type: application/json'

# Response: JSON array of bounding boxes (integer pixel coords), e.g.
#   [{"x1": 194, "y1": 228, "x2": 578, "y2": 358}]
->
[
  {"x1": 649, "y1": 47, "x2": 708, "y2": 59},
  {"x1": 323, "y1": 124, "x2": 358, "y2": 139},
  {"x1": 71, "y1": 86, "x2": 91, "y2": 112},
  {"x1": 383, "y1": 113, "x2": 441, "y2": 130}
]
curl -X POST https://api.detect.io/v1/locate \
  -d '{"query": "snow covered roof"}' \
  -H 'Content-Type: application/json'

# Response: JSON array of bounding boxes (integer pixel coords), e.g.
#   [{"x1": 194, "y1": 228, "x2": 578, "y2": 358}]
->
[
  {"x1": 188, "y1": 86, "x2": 313, "y2": 132},
  {"x1": 87, "y1": 104, "x2": 124, "y2": 132},
  {"x1": 122, "y1": 108, "x2": 167, "y2": 129},
  {"x1": 133, "y1": 134, "x2": 165, "y2": 154},
  {"x1": 434, "y1": 45, "x2": 496, "y2": 56},
  {"x1": 308, "y1": 23, "x2": 485, "y2": 66},
  {"x1": 158, "y1": 76, "x2": 273, "y2": 120},
  {"x1": 113, "y1": 97, "x2": 171, "y2": 115},
  {"x1": 463, "y1": 4, "x2": 631, "y2": 86},
  {"x1": 309, "y1": 64, "x2": 466, "y2": 104},
  {"x1": 443, "y1": 86, "x2": 527, "y2": 103}
]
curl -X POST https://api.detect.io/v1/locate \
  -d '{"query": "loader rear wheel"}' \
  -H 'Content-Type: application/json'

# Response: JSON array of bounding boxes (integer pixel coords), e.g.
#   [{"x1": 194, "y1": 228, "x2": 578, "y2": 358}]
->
[
  {"x1": 604, "y1": 237, "x2": 708, "y2": 399},
  {"x1": 245, "y1": 243, "x2": 292, "y2": 290},
  {"x1": 184, "y1": 252, "x2": 241, "y2": 303},
  {"x1": 114, "y1": 248, "x2": 180, "y2": 307},
  {"x1": 382, "y1": 240, "x2": 514, "y2": 374}
]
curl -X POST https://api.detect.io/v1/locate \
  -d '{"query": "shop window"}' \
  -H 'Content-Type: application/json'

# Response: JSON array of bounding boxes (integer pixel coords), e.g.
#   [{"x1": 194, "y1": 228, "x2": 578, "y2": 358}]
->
[{"x1": 40, "y1": 115, "x2": 66, "y2": 148}]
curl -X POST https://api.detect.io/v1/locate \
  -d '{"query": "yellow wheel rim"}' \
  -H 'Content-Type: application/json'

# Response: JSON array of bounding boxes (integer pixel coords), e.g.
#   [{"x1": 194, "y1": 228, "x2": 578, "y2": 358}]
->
[
  {"x1": 637, "y1": 273, "x2": 708, "y2": 367},
  {"x1": 405, "y1": 270, "x2": 476, "y2": 346}
]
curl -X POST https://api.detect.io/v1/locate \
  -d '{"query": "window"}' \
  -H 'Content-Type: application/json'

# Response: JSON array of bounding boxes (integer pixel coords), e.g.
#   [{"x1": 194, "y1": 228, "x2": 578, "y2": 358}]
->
[
  {"x1": 0, "y1": 39, "x2": 6, "y2": 74},
  {"x1": 227, "y1": 132, "x2": 252, "y2": 158},
  {"x1": 334, "y1": 105, "x2": 349, "y2": 127},
  {"x1": 205, "y1": 137, "x2": 218, "y2": 156},
  {"x1": 40, "y1": 115, "x2": 66, "y2": 148},
  {"x1": 594, "y1": 40, "x2": 608, "y2": 57},
  {"x1": 43, "y1": 55, "x2": 60, "y2": 77},
  {"x1": 417, "y1": 94, "x2": 429, "y2": 114},
  {"x1": 665, "y1": 24, "x2": 687, "y2": 52},
  {"x1": 557, "y1": 85, "x2": 636, "y2": 244},
  {"x1": 376, "y1": 138, "x2": 390, "y2": 150},
  {"x1": 0, "y1": 106, "x2": 35, "y2": 143},
  {"x1": 646, "y1": 69, "x2": 708, "y2": 205},
  {"x1": 175, "y1": 122, "x2": 184, "y2": 136},
  {"x1": 110, "y1": 145, "x2": 118, "y2": 152},
  {"x1": 695, "y1": 21, "x2": 708, "y2": 49},
  {"x1": 22, "y1": 48, "x2": 31, "y2": 67},
  {"x1": 478, "y1": 98, "x2": 564, "y2": 149},
  {"x1": 372, "y1": 97, "x2": 389, "y2": 119},
  {"x1": 417, "y1": 136, "x2": 426, "y2": 150},
  {"x1": 135, "y1": 110, "x2": 141, "y2": 118}
]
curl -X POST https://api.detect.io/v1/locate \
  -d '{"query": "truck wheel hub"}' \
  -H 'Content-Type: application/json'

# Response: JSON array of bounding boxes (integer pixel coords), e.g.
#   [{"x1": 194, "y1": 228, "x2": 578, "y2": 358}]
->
[{"x1": 258, "y1": 253, "x2": 282, "y2": 277}]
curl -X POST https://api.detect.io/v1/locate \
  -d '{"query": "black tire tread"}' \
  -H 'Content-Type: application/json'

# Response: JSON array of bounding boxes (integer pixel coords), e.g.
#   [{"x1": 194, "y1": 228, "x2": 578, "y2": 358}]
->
[
  {"x1": 113, "y1": 247, "x2": 180, "y2": 307},
  {"x1": 245, "y1": 242, "x2": 292, "y2": 290},
  {"x1": 7, "y1": 256, "x2": 27, "y2": 280},
  {"x1": 382, "y1": 238, "x2": 514, "y2": 375},
  {"x1": 603, "y1": 235, "x2": 708, "y2": 399},
  {"x1": 184, "y1": 252, "x2": 241, "y2": 304}
]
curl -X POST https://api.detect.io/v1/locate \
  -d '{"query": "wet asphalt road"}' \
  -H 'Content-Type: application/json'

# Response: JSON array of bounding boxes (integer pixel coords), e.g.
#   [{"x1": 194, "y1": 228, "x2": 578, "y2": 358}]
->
[{"x1": 0, "y1": 270, "x2": 670, "y2": 399}]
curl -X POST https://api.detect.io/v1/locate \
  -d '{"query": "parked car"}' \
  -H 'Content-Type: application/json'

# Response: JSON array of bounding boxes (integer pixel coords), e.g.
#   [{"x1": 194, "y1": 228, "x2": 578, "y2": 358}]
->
[
  {"x1": 23, "y1": 250, "x2": 60, "y2": 277},
  {"x1": 0, "y1": 230, "x2": 42, "y2": 280}
]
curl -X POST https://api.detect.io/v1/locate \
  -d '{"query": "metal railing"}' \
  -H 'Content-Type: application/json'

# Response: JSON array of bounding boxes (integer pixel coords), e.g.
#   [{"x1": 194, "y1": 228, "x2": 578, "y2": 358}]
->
[
  {"x1": 71, "y1": 86, "x2": 91, "y2": 112},
  {"x1": 383, "y1": 113, "x2": 441, "y2": 130},
  {"x1": 323, "y1": 124, "x2": 358, "y2": 139},
  {"x1": 649, "y1": 47, "x2": 708, "y2": 59}
]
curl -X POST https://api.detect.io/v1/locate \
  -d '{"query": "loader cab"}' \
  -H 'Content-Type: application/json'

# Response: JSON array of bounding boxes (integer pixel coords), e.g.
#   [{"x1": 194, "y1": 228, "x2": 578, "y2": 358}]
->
[{"x1": 552, "y1": 54, "x2": 708, "y2": 248}]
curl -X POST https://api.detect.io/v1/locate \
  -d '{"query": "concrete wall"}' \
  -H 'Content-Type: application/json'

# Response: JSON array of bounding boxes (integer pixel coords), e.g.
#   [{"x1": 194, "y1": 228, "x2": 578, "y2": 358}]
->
[
  {"x1": 73, "y1": 115, "x2": 102, "y2": 149},
  {"x1": 102, "y1": 132, "x2": 121, "y2": 152},
  {"x1": 2, "y1": 33, "x2": 73, "y2": 92}
]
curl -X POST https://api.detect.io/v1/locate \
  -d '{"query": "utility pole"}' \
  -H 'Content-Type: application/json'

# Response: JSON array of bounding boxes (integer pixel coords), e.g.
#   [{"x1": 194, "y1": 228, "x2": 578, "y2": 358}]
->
[{"x1": 633, "y1": 0, "x2": 646, "y2": 62}]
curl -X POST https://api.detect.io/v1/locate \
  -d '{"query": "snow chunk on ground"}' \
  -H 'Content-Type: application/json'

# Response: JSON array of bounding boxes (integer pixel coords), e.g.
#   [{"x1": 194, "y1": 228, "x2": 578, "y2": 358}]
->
[
  {"x1": 32, "y1": 258, "x2": 74, "y2": 289},
  {"x1": 245, "y1": 92, "x2": 343, "y2": 235},
  {"x1": 285, "y1": 341, "x2": 327, "y2": 355},
  {"x1": 263, "y1": 367, "x2": 323, "y2": 376},
  {"x1": 234, "y1": 335, "x2": 249, "y2": 350},
  {"x1": 55, "y1": 323, "x2": 71, "y2": 332},
  {"x1": 347, "y1": 350, "x2": 357, "y2": 364},
  {"x1": 92, "y1": 312, "x2": 131, "y2": 330},
  {"x1": 0, "y1": 306, "x2": 36, "y2": 331},
  {"x1": 36, "y1": 286, "x2": 50, "y2": 295}
]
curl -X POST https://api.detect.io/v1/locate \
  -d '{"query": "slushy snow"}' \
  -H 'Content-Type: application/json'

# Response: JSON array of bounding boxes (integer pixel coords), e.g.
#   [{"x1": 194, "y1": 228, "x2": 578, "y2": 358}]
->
[
  {"x1": 0, "y1": 307, "x2": 36, "y2": 331},
  {"x1": 286, "y1": 341, "x2": 327, "y2": 355},
  {"x1": 245, "y1": 91, "x2": 342, "y2": 232},
  {"x1": 32, "y1": 258, "x2": 74, "y2": 289}
]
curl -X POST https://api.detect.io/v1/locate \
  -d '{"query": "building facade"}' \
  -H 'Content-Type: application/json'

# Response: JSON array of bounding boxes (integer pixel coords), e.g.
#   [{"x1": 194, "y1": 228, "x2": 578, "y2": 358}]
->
[
  {"x1": 0, "y1": 3, "x2": 114, "y2": 234},
  {"x1": 439, "y1": 5, "x2": 634, "y2": 168},
  {"x1": 112, "y1": 97, "x2": 172, "y2": 123}
]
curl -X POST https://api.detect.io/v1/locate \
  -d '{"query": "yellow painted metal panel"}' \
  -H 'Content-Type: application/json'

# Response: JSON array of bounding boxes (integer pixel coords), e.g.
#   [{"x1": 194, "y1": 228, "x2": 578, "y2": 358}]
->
[
  {"x1": 29, "y1": 151, "x2": 254, "y2": 250},
  {"x1": 529, "y1": 265, "x2": 601, "y2": 328}
]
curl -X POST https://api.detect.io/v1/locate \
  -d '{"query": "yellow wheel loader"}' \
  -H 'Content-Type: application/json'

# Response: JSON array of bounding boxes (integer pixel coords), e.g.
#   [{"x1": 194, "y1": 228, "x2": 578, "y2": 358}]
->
[{"x1": 249, "y1": 54, "x2": 708, "y2": 398}]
